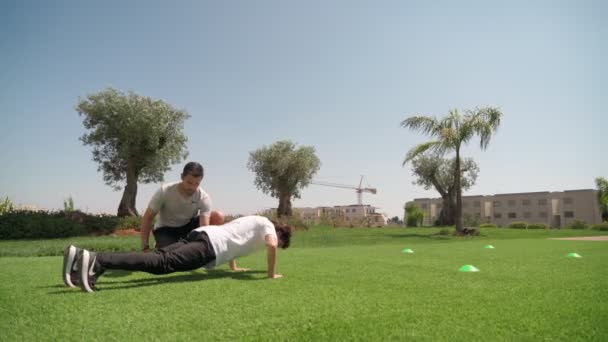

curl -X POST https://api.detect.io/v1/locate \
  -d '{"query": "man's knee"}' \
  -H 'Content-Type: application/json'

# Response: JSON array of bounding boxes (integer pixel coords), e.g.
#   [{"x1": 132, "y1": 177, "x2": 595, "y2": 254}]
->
[{"x1": 210, "y1": 210, "x2": 225, "y2": 225}]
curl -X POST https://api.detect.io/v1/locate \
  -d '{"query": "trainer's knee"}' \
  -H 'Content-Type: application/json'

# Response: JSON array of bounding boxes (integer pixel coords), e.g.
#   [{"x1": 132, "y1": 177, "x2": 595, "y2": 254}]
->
[{"x1": 209, "y1": 210, "x2": 225, "y2": 225}]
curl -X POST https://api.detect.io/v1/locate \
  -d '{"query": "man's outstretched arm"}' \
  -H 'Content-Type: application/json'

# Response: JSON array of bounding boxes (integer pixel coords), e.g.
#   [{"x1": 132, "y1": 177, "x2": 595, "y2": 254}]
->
[{"x1": 265, "y1": 234, "x2": 281, "y2": 279}]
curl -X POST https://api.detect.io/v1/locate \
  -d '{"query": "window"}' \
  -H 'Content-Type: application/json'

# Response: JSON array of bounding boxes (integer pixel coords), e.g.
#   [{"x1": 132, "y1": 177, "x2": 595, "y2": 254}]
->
[
  {"x1": 539, "y1": 212, "x2": 548, "y2": 218},
  {"x1": 508, "y1": 200, "x2": 516, "y2": 207},
  {"x1": 474, "y1": 201, "x2": 481, "y2": 208},
  {"x1": 508, "y1": 212, "x2": 517, "y2": 219},
  {"x1": 522, "y1": 199, "x2": 531, "y2": 206},
  {"x1": 538, "y1": 199, "x2": 547, "y2": 206},
  {"x1": 564, "y1": 198, "x2": 573, "y2": 205},
  {"x1": 493, "y1": 201, "x2": 502, "y2": 207},
  {"x1": 564, "y1": 211, "x2": 574, "y2": 218},
  {"x1": 523, "y1": 212, "x2": 532, "y2": 219},
  {"x1": 494, "y1": 213, "x2": 502, "y2": 219},
  {"x1": 421, "y1": 203, "x2": 427, "y2": 209}
]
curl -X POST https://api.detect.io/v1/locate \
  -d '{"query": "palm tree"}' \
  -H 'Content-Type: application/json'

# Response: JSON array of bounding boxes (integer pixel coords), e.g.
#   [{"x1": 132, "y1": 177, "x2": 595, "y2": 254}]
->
[{"x1": 401, "y1": 107, "x2": 502, "y2": 232}]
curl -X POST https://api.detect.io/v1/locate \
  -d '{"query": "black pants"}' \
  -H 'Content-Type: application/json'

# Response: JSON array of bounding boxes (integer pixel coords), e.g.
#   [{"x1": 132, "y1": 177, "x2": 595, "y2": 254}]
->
[
  {"x1": 97, "y1": 231, "x2": 216, "y2": 275},
  {"x1": 153, "y1": 216, "x2": 201, "y2": 249}
]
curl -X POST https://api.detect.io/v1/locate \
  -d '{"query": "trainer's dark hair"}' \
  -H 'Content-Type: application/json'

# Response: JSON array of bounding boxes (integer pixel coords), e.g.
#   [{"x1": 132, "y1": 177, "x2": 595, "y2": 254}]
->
[
  {"x1": 182, "y1": 162, "x2": 204, "y2": 178},
  {"x1": 271, "y1": 220, "x2": 292, "y2": 249}
]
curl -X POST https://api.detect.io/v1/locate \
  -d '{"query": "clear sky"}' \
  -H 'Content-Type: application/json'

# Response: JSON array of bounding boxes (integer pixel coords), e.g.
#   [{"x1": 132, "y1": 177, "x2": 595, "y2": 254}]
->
[{"x1": 1, "y1": 0, "x2": 606, "y2": 219}]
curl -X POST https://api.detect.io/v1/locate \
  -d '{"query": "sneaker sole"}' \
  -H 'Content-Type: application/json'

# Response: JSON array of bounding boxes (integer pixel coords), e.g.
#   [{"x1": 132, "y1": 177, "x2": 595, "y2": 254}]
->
[
  {"x1": 79, "y1": 250, "x2": 95, "y2": 293},
  {"x1": 63, "y1": 245, "x2": 77, "y2": 288}
]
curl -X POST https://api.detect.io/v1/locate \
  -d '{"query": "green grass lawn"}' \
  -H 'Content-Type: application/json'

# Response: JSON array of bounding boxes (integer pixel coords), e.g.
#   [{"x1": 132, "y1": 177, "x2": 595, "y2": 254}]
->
[{"x1": 1, "y1": 227, "x2": 607, "y2": 341}]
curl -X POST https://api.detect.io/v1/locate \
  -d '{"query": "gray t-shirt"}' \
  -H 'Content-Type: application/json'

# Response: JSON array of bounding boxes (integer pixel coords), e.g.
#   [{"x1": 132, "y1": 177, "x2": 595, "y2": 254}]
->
[{"x1": 148, "y1": 181, "x2": 212, "y2": 229}]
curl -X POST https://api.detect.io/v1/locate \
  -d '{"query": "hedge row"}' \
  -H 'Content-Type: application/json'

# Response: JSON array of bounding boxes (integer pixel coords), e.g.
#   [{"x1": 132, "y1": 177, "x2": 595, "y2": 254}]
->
[{"x1": 0, "y1": 210, "x2": 142, "y2": 240}]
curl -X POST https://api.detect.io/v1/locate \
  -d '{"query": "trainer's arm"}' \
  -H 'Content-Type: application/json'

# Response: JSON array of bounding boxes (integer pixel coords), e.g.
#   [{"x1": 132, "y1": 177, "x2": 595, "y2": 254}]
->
[
  {"x1": 265, "y1": 234, "x2": 282, "y2": 279},
  {"x1": 199, "y1": 214, "x2": 210, "y2": 227},
  {"x1": 140, "y1": 208, "x2": 157, "y2": 251}
]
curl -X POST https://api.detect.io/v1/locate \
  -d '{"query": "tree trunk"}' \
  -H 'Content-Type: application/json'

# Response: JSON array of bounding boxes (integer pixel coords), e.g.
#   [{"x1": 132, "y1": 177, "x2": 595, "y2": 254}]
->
[
  {"x1": 117, "y1": 157, "x2": 139, "y2": 217},
  {"x1": 437, "y1": 196, "x2": 456, "y2": 226},
  {"x1": 454, "y1": 147, "x2": 464, "y2": 232},
  {"x1": 277, "y1": 193, "x2": 292, "y2": 217}
]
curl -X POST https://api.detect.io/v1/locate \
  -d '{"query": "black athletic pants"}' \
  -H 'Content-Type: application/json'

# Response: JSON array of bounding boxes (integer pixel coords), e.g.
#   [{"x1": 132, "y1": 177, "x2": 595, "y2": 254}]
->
[
  {"x1": 97, "y1": 231, "x2": 216, "y2": 275},
  {"x1": 153, "y1": 216, "x2": 201, "y2": 249}
]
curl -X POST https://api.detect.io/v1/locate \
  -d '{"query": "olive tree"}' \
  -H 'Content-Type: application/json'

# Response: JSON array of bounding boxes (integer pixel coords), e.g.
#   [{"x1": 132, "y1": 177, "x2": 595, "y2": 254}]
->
[
  {"x1": 248, "y1": 140, "x2": 321, "y2": 217},
  {"x1": 77, "y1": 87, "x2": 189, "y2": 217}
]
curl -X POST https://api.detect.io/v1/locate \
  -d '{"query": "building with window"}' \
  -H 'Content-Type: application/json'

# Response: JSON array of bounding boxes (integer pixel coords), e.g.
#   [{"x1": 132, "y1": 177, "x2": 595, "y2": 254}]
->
[
  {"x1": 406, "y1": 189, "x2": 601, "y2": 228},
  {"x1": 265, "y1": 205, "x2": 388, "y2": 226}
]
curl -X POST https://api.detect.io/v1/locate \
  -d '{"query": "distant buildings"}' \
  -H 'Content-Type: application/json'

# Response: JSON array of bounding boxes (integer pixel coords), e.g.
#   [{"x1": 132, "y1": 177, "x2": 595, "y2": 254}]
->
[
  {"x1": 407, "y1": 189, "x2": 602, "y2": 228},
  {"x1": 264, "y1": 204, "x2": 388, "y2": 227}
]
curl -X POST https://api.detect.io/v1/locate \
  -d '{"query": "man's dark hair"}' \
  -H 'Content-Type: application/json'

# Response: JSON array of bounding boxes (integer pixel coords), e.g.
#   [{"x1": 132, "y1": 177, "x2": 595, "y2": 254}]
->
[
  {"x1": 182, "y1": 162, "x2": 204, "y2": 178},
  {"x1": 271, "y1": 220, "x2": 292, "y2": 249}
]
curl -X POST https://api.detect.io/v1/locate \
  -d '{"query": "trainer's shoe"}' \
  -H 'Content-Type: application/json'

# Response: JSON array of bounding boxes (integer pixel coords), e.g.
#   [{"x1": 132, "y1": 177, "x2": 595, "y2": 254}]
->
[
  {"x1": 62, "y1": 245, "x2": 82, "y2": 288},
  {"x1": 78, "y1": 250, "x2": 104, "y2": 293}
]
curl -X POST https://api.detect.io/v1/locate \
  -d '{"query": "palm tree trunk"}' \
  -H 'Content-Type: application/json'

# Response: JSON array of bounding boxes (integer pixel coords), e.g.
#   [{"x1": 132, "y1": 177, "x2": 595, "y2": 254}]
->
[
  {"x1": 277, "y1": 193, "x2": 292, "y2": 217},
  {"x1": 117, "y1": 157, "x2": 139, "y2": 217},
  {"x1": 438, "y1": 196, "x2": 456, "y2": 226},
  {"x1": 454, "y1": 147, "x2": 464, "y2": 232}
]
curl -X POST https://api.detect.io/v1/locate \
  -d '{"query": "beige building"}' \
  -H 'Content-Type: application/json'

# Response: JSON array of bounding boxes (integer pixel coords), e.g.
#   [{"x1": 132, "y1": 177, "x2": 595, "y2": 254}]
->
[
  {"x1": 267, "y1": 205, "x2": 388, "y2": 226},
  {"x1": 407, "y1": 189, "x2": 602, "y2": 228}
]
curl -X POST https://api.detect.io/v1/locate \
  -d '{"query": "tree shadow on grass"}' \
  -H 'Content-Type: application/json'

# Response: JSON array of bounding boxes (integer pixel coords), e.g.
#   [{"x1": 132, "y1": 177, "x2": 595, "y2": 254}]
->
[{"x1": 47, "y1": 270, "x2": 266, "y2": 294}]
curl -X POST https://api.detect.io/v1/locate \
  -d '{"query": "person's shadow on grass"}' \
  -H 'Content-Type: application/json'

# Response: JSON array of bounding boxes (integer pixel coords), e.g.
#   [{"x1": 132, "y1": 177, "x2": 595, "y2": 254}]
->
[{"x1": 47, "y1": 270, "x2": 266, "y2": 294}]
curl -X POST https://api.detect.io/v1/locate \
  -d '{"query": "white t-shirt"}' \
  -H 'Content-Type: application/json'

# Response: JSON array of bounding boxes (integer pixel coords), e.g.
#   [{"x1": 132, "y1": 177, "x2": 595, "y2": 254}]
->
[
  {"x1": 148, "y1": 181, "x2": 212, "y2": 229},
  {"x1": 193, "y1": 216, "x2": 276, "y2": 269}
]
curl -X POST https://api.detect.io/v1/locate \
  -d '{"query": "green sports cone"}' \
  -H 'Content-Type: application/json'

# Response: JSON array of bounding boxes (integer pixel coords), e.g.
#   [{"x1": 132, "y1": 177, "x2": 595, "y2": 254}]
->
[
  {"x1": 459, "y1": 265, "x2": 480, "y2": 272},
  {"x1": 401, "y1": 248, "x2": 414, "y2": 254},
  {"x1": 484, "y1": 245, "x2": 495, "y2": 249},
  {"x1": 566, "y1": 252, "x2": 582, "y2": 258}
]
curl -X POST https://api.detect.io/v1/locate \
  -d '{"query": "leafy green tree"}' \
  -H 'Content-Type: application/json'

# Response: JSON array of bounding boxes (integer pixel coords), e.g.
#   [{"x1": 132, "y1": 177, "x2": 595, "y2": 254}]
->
[
  {"x1": 404, "y1": 203, "x2": 425, "y2": 227},
  {"x1": 596, "y1": 177, "x2": 608, "y2": 221},
  {"x1": 409, "y1": 152, "x2": 479, "y2": 225},
  {"x1": 0, "y1": 197, "x2": 14, "y2": 216},
  {"x1": 77, "y1": 87, "x2": 190, "y2": 217},
  {"x1": 402, "y1": 107, "x2": 502, "y2": 232},
  {"x1": 248, "y1": 140, "x2": 321, "y2": 217},
  {"x1": 63, "y1": 196, "x2": 75, "y2": 213}
]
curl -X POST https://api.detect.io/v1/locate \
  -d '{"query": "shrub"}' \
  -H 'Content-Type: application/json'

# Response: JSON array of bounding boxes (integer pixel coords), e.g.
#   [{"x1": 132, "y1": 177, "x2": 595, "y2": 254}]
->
[
  {"x1": 526, "y1": 223, "x2": 548, "y2": 229},
  {"x1": 508, "y1": 222, "x2": 528, "y2": 229},
  {"x1": 463, "y1": 214, "x2": 481, "y2": 227},
  {"x1": 116, "y1": 216, "x2": 142, "y2": 231},
  {"x1": 259, "y1": 212, "x2": 308, "y2": 231},
  {"x1": 0, "y1": 210, "x2": 87, "y2": 239},
  {"x1": 404, "y1": 203, "x2": 424, "y2": 227},
  {"x1": 438, "y1": 228, "x2": 451, "y2": 236},
  {"x1": 567, "y1": 220, "x2": 587, "y2": 230},
  {"x1": 479, "y1": 223, "x2": 498, "y2": 228},
  {"x1": 590, "y1": 222, "x2": 608, "y2": 231},
  {"x1": 0, "y1": 210, "x2": 127, "y2": 240}
]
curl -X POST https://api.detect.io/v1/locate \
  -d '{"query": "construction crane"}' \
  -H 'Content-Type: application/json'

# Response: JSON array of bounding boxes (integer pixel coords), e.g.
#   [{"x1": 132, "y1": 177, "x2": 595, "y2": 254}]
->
[{"x1": 311, "y1": 176, "x2": 377, "y2": 205}]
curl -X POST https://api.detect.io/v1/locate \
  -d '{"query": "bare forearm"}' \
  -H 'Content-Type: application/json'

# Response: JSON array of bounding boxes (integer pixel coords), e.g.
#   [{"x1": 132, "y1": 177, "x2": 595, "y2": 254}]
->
[
  {"x1": 267, "y1": 246, "x2": 277, "y2": 278},
  {"x1": 140, "y1": 218, "x2": 153, "y2": 249}
]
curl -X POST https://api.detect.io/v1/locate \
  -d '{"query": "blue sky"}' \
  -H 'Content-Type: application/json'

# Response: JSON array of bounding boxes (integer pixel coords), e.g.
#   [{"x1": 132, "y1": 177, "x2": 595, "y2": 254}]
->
[{"x1": 1, "y1": 0, "x2": 606, "y2": 219}]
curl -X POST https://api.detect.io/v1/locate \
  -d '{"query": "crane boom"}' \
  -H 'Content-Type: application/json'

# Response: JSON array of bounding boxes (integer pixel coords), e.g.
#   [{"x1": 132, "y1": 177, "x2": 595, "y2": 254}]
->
[{"x1": 311, "y1": 176, "x2": 377, "y2": 205}]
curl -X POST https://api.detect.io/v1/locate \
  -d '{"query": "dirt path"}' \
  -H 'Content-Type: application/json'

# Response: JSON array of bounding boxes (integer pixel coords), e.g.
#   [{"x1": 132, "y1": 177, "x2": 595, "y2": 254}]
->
[{"x1": 549, "y1": 236, "x2": 608, "y2": 241}]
